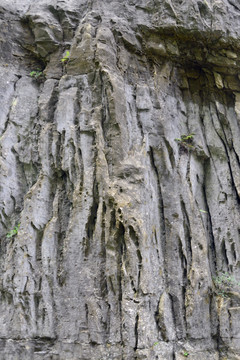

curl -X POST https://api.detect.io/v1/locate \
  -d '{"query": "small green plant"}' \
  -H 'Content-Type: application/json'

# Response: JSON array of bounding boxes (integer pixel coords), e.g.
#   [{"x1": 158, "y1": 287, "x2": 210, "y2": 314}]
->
[
  {"x1": 175, "y1": 133, "x2": 195, "y2": 153},
  {"x1": 175, "y1": 134, "x2": 194, "y2": 145},
  {"x1": 176, "y1": 134, "x2": 194, "y2": 142},
  {"x1": 29, "y1": 69, "x2": 45, "y2": 83},
  {"x1": 214, "y1": 272, "x2": 240, "y2": 287},
  {"x1": 213, "y1": 271, "x2": 240, "y2": 298},
  {"x1": 61, "y1": 50, "x2": 70, "y2": 64},
  {"x1": 183, "y1": 351, "x2": 189, "y2": 357},
  {"x1": 6, "y1": 223, "x2": 20, "y2": 238},
  {"x1": 30, "y1": 70, "x2": 43, "y2": 79}
]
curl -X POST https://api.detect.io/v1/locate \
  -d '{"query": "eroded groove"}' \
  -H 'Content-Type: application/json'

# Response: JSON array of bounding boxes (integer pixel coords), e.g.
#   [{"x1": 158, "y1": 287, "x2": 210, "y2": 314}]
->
[
  {"x1": 169, "y1": 294, "x2": 177, "y2": 338},
  {"x1": 164, "y1": 138, "x2": 175, "y2": 169},
  {"x1": 228, "y1": 0, "x2": 240, "y2": 12},
  {"x1": 231, "y1": 242, "x2": 237, "y2": 263},
  {"x1": 149, "y1": 146, "x2": 166, "y2": 258},
  {"x1": 84, "y1": 179, "x2": 99, "y2": 257},
  {"x1": 128, "y1": 225, "x2": 142, "y2": 290},
  {"x1": 134, "y1": 313, "x2": 139, "y2": 352},
  {"x1": 221, "y1": 240, "x2": 229, "y2": 270},
  {"x1": 99, "y1": 70, "x2": 111, "y2": 146},
  {"x1": 100, "y1": 201, "x2": 108, "y2": 301},
  {"x1": 202, "y1": 164, "x2": 217, "y2": 275},
  {"x1": 35, "y1": 227, "x2": 44, "y2": 265},
  {"x1": 177, "y1": 236, "x2": 188, "y2": 332},
  {"x1": 180, "y1": 199, "x2": 193, "y2": 270},
  {"x1": 115, "y1": 222, "x2": 125, "y2": 345}
]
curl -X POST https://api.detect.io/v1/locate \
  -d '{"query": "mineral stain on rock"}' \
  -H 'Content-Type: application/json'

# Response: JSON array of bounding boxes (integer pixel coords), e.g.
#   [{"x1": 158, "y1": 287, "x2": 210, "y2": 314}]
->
[{"x1": 0, "y1": 0, "x2": 240, "y2": 359}]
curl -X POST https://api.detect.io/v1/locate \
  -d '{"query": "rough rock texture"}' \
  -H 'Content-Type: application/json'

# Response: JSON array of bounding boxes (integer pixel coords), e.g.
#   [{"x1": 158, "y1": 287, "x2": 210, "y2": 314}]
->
[{"x1": 1, "y1": 0, "x2": 240, "y2": 359}]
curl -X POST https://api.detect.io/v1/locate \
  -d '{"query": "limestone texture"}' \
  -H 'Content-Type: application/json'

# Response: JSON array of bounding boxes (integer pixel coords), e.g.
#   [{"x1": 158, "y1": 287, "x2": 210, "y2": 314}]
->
[{"x1": 1, "y1": 0, "x2": 240, "y2": 359}]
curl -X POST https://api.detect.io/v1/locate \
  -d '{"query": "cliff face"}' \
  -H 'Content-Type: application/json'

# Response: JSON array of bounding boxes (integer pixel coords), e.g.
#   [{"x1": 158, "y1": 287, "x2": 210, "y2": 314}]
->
[{"x1": 1, "y1": 1, "x2": 240, "y2": 359}]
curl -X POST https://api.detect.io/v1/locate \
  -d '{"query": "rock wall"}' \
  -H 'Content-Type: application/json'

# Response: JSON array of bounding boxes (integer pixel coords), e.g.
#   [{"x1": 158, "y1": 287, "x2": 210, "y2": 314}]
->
[{"x1": 1, "y1": 0, "x2": 240, "y2": 359}]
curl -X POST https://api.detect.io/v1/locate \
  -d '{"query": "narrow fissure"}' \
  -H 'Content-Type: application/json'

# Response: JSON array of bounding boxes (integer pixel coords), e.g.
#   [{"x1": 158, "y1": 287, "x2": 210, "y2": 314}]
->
[
  {"x1": 134, "y1": 313, "x2": 139, "y2": 351},
  {"x1": 84, "y1": 178, "x2": 99, "y2": 257},
  {"x1": 202, "y1": 180, "x2": 217, "y2": 275},
  {"x1": 115, "y1": 222, "x2": 125, "y2": 345},
  {"x1": 149, "y1": 147, "x2": 166, "y2": 260},
  {"x1": 180, "y1": 199, "x2": 193, "y2": 270}
]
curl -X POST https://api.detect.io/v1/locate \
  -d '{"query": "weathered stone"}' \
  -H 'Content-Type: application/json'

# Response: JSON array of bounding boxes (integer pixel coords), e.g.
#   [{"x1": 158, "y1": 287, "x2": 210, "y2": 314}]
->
[
  {"x1": 234, "y1": 92, "x2": 240, "y2": 120},
  {"x1": 224, "y1": 75, "x2": 240, "y2": 91},
  {"x1": 146, "y1": 40, "x2": 167, "y2": 57},
  {"x1": 214, "y1": 72, "x2": 224, "y2": 89},
  {"x1": 1, "y1": 0, "x2": 240, "y2": 359}
]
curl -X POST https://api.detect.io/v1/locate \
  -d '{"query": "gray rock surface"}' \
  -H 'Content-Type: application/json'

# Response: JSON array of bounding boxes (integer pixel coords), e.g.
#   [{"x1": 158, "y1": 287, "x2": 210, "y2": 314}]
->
[{"x1": 1, "y1": 0, "x2": 240, "y2": 359}]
